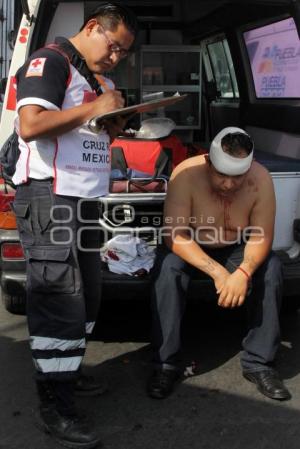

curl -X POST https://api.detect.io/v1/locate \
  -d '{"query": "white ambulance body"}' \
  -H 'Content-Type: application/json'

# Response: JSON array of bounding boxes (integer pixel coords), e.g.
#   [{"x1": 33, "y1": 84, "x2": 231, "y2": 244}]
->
[{"x1": 1, "y1": 0, "x2": 300, "y2": 313}]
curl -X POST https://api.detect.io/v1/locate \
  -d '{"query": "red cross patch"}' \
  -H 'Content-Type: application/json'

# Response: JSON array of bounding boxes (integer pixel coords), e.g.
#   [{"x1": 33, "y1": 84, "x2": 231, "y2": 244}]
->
[{"x1": 26, "y1": 57, "x2": 47, "y2": 77}]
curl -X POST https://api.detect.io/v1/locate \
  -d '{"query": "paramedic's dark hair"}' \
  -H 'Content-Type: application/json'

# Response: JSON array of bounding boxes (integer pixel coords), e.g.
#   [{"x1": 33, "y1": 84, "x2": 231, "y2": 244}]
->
[
  {"x1": 221, "y1": 132, "x2": 254, "y2": 157},
  {"x1": 80, "y1": 2, "x2": 138, "y2": 36}
]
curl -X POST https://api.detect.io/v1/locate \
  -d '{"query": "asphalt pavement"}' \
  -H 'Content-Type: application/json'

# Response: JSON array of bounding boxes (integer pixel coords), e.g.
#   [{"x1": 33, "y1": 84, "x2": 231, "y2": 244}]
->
[{"x1": 0, "y1": 298, "x2": 300, "y2": 449}]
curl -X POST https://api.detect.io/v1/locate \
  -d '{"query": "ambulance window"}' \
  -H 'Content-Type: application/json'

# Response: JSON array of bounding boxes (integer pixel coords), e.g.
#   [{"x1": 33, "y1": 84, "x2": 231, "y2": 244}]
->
[
  {"x1": 244, "y1": 17, "x2": 300, "y2": 98},
  {"x1": 207, "y1": 39, "x2": 239, "y2": 98}
]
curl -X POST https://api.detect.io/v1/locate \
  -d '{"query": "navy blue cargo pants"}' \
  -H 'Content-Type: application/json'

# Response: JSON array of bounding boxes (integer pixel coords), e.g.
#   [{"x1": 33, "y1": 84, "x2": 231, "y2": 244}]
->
[
  {"x1": 151, "y1": 244, "x2": 282, "y2": 373},
  {"x1": 13, "y1": 179, "x2": 102, "y2": 382}
]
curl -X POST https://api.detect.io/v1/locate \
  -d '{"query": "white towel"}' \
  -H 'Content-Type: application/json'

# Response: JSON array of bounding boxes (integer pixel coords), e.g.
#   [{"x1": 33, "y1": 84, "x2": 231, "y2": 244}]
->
[{"x1": 102, "y1": 235, "x2": 156, "y2": 276}]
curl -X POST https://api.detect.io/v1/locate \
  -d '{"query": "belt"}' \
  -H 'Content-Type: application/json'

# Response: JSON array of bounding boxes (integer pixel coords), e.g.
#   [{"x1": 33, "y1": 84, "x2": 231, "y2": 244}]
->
[{"x1": 28, "y1": 177, "x2": 54, "y2": 183}]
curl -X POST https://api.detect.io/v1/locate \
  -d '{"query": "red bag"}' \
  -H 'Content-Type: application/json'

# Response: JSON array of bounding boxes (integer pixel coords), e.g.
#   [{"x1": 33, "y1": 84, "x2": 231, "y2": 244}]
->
[{"x1": 110, "y1": 135, "x2": 187, "y2": 178}]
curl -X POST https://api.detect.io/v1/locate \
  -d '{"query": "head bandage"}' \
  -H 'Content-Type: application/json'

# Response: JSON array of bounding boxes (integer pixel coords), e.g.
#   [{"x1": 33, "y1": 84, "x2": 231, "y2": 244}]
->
[{"x1": 209, "y1": 127, "x2": 254, "y2": 176}]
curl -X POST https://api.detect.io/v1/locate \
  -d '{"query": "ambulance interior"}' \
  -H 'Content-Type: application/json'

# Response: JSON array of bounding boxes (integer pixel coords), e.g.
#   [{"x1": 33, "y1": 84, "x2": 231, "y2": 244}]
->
[{"x1": 25, "y1": 1, "x2": 300, "y2": 155}]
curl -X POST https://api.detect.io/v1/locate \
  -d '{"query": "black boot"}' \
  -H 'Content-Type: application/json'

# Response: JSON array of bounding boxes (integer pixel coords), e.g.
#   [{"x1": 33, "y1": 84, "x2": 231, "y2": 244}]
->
[{"x1": 36, "y1": 380, "x2": 101, "y2": 449}]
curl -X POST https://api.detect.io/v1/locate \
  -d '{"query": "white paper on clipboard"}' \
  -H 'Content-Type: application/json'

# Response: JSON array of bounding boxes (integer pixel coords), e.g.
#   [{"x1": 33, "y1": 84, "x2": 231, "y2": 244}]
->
[{"x1": 88, "y1": 93, "x2": 188, "y2": 133}]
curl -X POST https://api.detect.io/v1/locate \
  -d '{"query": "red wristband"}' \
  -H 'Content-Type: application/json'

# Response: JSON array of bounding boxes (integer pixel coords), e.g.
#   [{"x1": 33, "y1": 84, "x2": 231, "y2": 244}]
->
[{"x1": 237, "y1": 266, "x2": 251, "y2": 281}]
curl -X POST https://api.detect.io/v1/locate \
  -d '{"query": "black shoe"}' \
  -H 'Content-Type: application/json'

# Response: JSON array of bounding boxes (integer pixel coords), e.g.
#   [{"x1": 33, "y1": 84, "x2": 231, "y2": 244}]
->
[
  {"x1": 147, "y1": 368, "x2": 180, "y2": 399},
  {"x1": 243, "y1": 369, "x2": 291, "y2": 401},
  {"x1": 37, "y1": 405, "x2": 101, "y2": 449},
  {"x1": 74, "y1": 374, "x2": 108, "y2": 397}
]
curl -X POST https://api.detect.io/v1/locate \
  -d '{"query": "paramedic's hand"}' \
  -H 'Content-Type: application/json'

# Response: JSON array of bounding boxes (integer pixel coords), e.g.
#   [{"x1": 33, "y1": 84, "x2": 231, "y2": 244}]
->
[
  {"x1": 217, "y1": 270, "x2": 249, "y2": 308},
  {"x1": 93, "y1": 90, "x2": 125, "y2": 114},
  {"x1": 104, "y1": 115, "x2": 127, "y2": 143}
]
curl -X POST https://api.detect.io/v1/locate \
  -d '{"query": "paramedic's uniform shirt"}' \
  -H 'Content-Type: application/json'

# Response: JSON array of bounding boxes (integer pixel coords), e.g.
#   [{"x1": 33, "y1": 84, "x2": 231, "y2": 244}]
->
[{"x1": 14, "y1": 47, "x2": 111, "y2": 198}]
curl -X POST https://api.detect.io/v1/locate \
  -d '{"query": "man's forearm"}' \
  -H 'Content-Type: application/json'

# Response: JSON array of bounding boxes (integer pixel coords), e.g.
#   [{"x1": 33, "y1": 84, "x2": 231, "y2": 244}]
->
[
  {"x1": 166, "y1": 234, "x2": 226, "y2": 279},
  {"x1": 19, "y1": 103, "x2": 96, "y2": 141},
  {"x1": 239, "y1": 238, "x2": 273, "y2": 277}
]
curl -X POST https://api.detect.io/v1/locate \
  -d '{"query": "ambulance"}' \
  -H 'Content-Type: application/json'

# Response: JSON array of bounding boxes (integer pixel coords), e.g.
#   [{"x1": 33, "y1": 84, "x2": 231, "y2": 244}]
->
[{"x1": 1, "y1": 0, "x2": 300, "y2": 313}]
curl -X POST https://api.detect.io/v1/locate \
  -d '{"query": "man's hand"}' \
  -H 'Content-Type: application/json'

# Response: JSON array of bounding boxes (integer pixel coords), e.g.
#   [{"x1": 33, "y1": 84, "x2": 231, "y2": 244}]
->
[
  {"x1": 213, "y1": 266, "x2": 231, "y2": 294},
  {"x1": 217, "y1": 269, "x2": 249, "y2": 308},
  {"x1": 93, "y1": 90, "x2": 125, "y2": 115}
]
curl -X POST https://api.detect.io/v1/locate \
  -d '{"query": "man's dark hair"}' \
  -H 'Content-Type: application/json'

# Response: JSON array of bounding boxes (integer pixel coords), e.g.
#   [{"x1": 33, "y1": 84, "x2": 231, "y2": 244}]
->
[
  {"x1": 221, "y1": 132, "x2": 254, "y2": 157},
  {"x1": 80, "y1": 2, "x2": 138, "y2": 36}
]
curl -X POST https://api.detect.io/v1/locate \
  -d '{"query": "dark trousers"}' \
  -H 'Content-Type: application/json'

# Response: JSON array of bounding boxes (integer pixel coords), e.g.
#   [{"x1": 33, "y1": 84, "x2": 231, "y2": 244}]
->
[
  {"x1": 151, "y1": 244, "x2": 282, "y2": 372},
  {"x1": 13, "y1": 179, "x2": 102, "y2": 383}
]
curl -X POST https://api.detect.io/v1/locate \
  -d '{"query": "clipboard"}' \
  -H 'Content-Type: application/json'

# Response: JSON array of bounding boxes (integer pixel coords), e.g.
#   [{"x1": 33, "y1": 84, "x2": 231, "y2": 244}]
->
[{"x1": 88, "y1": 93, "x2": 188, "y2": 133}]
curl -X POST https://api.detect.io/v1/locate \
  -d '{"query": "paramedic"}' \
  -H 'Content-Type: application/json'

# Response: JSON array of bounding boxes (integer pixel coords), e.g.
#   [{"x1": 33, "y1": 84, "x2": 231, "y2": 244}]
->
[
  {"x1": 148, "y1": 127, "x2": 291, "y2": 402},
  {"x1": 12, "y1": 3, "x2": 137, "y2": 448}
]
